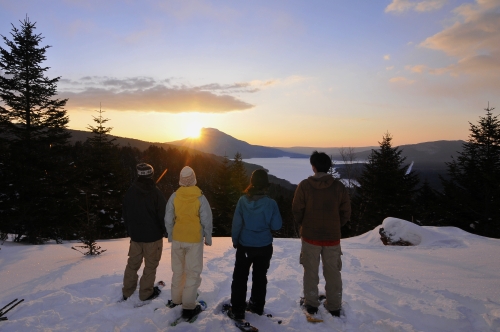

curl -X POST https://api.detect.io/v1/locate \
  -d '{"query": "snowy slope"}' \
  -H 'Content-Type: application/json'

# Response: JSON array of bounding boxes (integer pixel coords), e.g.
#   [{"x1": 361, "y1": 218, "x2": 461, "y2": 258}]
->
[{"x1": 0, "y1": 218, "x2": 499, "y2": 332}]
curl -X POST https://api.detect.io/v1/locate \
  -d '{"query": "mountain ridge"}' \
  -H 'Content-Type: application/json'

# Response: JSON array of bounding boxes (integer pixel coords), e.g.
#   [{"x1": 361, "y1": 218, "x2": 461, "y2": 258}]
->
[
  {"x1": 166, "y1": 128, "x2": 309, "y2": 158},
  {"x1": 67, "y1": 127, "x2": 464, "y2": 190},
  {"x1": 68, "y1": 127, "x2": 464, "y2": 164}
]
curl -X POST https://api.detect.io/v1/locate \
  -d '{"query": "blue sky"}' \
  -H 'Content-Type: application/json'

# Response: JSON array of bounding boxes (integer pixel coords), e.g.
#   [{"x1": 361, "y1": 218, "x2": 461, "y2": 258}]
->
[{"x1": 1, "y1": 0, "x2": 499, "y2": 147}]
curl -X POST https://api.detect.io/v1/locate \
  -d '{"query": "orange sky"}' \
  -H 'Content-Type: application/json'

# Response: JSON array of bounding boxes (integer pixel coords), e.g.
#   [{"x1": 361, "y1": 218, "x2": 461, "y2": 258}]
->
[{"x1": 2, "y1": 0, "x2": 498, "y2": 147}]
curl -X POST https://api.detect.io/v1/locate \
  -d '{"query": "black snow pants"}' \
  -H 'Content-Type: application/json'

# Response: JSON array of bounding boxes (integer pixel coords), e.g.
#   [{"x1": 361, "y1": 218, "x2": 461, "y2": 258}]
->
[{"x1": 230, "y1": 244, "x2": 273, "y2": 315}]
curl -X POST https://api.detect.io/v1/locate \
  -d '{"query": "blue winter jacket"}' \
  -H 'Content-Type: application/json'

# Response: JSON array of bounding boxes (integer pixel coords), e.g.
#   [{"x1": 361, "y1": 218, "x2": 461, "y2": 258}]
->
[{"x1": 231, "y1": 195, "x2": 282, "y2": 248}]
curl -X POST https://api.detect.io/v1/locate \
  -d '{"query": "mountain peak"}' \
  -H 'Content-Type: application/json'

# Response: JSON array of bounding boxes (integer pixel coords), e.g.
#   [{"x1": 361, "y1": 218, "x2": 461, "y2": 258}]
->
[{"x1": 167, "y1": 128, "x2": 307, "y2": 158}]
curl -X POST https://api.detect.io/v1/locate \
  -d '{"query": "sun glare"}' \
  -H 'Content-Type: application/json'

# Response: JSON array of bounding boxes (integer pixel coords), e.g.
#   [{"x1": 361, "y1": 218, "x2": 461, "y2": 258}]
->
[{"x1": 186, "y1": 124, "x2": 202, "y2": 139}]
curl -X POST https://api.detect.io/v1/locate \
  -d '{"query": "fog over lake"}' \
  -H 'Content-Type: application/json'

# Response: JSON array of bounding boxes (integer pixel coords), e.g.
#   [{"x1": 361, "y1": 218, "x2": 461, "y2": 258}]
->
[{"x1": 243, "y1": 157, "x2": 347, "y2": 185}]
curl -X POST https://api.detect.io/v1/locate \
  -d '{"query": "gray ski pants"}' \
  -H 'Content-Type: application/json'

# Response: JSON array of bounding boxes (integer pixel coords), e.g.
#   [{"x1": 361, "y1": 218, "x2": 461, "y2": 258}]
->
[{"x1": 300, "y1": 239, "x2": 343, "y2": 311}]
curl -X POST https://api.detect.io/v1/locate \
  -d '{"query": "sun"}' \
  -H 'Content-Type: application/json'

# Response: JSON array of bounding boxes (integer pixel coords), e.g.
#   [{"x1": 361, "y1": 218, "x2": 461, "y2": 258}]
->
[{"x1": 186, "y1": 124, "x2": 202, "y2": 139}]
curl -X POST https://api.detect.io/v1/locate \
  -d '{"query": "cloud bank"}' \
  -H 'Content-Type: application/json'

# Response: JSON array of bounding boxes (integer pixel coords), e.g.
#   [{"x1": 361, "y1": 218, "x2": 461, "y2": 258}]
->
[
  {"x1": 419, "y1": 0, "x2": 500, "y2": 76},
  {"x1": 385, "y1": 0, "x2": 448, "y2": 13},
  {"x1": 59, "y1": 77, "x2": 257, "y2": 113},
  {"x1": 388, "y1": 0, "x2": 500, "y2": 96}
]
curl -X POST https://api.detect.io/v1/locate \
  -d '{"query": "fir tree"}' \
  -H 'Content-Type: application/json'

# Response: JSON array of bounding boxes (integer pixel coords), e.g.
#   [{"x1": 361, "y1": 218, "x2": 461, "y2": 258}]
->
[
  {"x1": 71, "y1": 194, "x2": 107, "y2": 256},
  {"x1": 351, "y1": 132, "x2": 420, "y2": 235},
  {"x1": 414, "y1": 180, "x2": 440, "y2": 226},
  {"x1": 74, "y1": 108, "x2": 127, "y2": 240},
  {"x1": 0, "y1": 17, "x2": 71, "y2": 243},
  {"x1": 440, "y1": 105, "x2": 500, "y2": 238},
  {"x1": 230, "y1": 152, "x2": 249, "y2": 197},
  {"x1": 212, "y1": 155, "x2": 235, "y2": 236}
]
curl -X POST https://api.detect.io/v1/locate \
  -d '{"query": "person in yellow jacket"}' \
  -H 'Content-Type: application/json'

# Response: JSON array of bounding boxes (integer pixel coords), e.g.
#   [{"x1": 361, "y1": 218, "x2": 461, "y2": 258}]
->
[{"x1": 164, "y1": 166, "x2": 213, "y2": 320}]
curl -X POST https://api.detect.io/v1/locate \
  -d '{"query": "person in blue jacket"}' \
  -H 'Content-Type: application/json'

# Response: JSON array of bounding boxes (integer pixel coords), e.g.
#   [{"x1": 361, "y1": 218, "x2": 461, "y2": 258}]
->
[{"x1": 229, "y1": 169, "x2": 282, "y2": 320}]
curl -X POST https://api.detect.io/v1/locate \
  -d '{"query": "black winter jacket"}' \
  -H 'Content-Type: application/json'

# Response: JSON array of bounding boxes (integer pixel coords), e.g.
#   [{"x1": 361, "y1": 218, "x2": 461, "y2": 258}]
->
[{"x1": 122, "y1": 177, "x2": 166, "y2": 242}]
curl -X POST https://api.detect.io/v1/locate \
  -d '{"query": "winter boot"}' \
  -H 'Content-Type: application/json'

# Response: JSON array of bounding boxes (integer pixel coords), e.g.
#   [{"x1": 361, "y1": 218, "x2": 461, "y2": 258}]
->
[
  {"x1": 305, "y1": 304, "x2": 318, "y2": 315},
  {"x1": 166, "y1": 300, "x2": 181, "y2": 308},
  {"x1": 144, "y1": 286, "x2": 161, "y2": 301},
  {"x1": 182, "y1": 304, "x2": 202, "y2": 320},
  {"x1": 227, "y1": 306, "x2": 245, "y2": 320},
  {"x1": 246, "y1": 300, "x2": 264, "y2": 315},
  {"x1": 329, "y1": 308, "x2": 341, "y2": 317}
]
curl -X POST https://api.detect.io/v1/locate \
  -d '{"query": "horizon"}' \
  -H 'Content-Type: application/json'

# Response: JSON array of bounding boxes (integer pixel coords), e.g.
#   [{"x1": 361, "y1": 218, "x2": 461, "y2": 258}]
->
[
  {"x1": 1, "y1": 1, "x2": 499, "y2": 147},
  {"x1": 69, "y1": 126, "x2": 464, "y2": 149}
]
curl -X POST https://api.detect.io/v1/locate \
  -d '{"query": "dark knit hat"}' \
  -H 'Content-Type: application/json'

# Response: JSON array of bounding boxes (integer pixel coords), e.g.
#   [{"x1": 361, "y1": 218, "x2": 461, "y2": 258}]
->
[
  {"x1": 136, "y1": 163, "x2": 154, "y2": 178},
  {"x1": 250, "y1": 169, "x2": 269, "y2": 189}
]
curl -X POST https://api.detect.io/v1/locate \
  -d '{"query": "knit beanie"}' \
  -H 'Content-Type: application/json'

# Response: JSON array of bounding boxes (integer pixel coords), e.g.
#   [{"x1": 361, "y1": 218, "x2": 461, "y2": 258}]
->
[
  {"x1": 136, "y1": 163, "x2": 154, "y2": 178},
  {"x1": 179, "y1": 166, "x2": 197, "y2": 187},
  {"x1": 250, "y1": 169, "x2": 269, "y2": 189}
]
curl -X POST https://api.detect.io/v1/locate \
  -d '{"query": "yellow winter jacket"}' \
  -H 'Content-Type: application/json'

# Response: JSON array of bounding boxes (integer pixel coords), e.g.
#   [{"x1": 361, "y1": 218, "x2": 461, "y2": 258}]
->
[{"x1": 172, "y1": 186, "x2": 202, "y2": 243}]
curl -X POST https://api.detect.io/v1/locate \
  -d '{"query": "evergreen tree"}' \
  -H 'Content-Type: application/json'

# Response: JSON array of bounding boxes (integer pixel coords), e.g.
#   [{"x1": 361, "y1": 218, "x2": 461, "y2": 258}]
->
[
  {"x1": 212, "y1": 155, "x2": 235, "y2": 236},
  {"x1": 414, "y1": 180, "x2": 440, "y2": 226},
  {"x1": 351, "y1": 132, "x2": 420, "y2": 235},
  {"x1": 74, "y1": 108, "x2": 128, "y2": 240},
  {"x1": 71, "y1": 194, "x2": 107, "y2": 256},
  {"x1": 440, "y1": 105, "x2": 500, "y2": 238},
  {"x1": 0, "y1": 17, "x2": 71, "y2": 243},
  {"x1": 230, "y1": 152, "x2": 249, "y2": 197},
  {"x1": 267, "y1": 183, "x2": 298, "y2": 238}
]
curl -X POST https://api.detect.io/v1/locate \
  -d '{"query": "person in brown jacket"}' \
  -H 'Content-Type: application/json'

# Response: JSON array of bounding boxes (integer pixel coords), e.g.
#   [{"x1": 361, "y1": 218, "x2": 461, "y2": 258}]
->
[{"x1": 292, "y1": 151, "x2": 351, "y2": 317}]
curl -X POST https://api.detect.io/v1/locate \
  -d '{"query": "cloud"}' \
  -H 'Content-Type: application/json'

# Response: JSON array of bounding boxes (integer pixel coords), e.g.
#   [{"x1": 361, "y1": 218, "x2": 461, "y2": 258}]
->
[
  {"x1": 418, "y1": 0, "x2": 500, "y2": 80},
  {"x1": 59, "y1": 77, "x2": 255, "y2": 113},
  {"x1": 197, "y1": 82, "x2": 261, "y2": 93},
  {"x1": 385, "y1": 0, "x2": 448, "y2": 13},
  {"x1": 405, "y1": 64, "x2": 428, "y2": 73},
  {"x1": 384, "y1": 54, "x2": 391, "y2": 60},
  {"x1": 389, "y1": 76, "x2": 416, "y2": 84},
  {"x1": 420, "y1": 2, "x2": 500, "y2": 58}
]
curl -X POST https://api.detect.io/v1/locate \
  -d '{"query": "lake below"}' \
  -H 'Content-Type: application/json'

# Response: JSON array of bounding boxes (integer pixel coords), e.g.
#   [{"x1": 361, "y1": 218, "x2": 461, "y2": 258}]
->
[
  {"x1": 243, "y1": 157, "x2": 348, "y2": 185},
  {"x1": 243, "y1": 157, "x2": 311, "y2": 185}
]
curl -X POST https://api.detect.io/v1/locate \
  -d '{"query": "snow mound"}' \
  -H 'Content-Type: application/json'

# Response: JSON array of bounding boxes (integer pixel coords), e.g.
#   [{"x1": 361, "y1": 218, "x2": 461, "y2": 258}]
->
[{"x1": 354, "y1": 217, "x2": 468, "y2": 248}]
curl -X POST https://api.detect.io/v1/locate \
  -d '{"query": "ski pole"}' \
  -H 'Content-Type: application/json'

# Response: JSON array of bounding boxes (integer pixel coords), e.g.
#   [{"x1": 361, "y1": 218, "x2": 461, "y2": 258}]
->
[
  {"x1": 0, "y1": 299, "x2": 17, "y2": 314},
  {"x1": 0, "y1": 299, "x2": 23, "y2": 318}
]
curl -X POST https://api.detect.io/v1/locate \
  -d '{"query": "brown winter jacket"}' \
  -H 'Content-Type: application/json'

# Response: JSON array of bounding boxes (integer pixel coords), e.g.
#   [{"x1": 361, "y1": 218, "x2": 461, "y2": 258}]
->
[{"x1": 292, "y1": 173, "x2": 351, "y2": 242}]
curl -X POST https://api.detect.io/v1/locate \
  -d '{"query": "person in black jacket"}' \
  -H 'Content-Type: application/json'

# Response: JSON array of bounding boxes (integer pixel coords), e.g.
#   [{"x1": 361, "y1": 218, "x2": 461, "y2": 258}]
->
[{"x1": 122, "y1": 163, "x2": 166, "y2": 302}]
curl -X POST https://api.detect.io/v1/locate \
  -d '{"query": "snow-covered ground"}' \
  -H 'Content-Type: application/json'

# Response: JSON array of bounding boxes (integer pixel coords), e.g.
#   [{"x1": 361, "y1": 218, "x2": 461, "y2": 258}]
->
[{"x1": 1, "y1": 218, "x2": 499, "y2": 332}]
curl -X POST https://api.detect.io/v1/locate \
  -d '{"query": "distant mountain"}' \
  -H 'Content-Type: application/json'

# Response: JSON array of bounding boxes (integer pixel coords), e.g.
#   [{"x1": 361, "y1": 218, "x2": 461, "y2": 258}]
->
[
  {"x1": 340, "y1": 140, "x2": 464, "y2": 190},
  {"x1": 66, "y1": 128, "x2": 298, "y2": 190},
  {"x1": 279, "y1": 141, "x2": 464, "y2": 164},
  {"x1": 277, "y1": 146, "x2": 379, "y2": 156},
  {"x1": 69, "y1": 129, "x2": 164, "y2": 150},
  {"x1": 68, "y1": 129, "x2": 209, "y2": 157},
  {"x1": 166, "y1": 128, "x2": 308, "y2": 159},
  {"x1": 281, "y1": 140, "x2": 465, "y2": 191},
  {"x1": 67, "y1": 127, "x2": 465, "y2": 191},
  {"x1": 342, "y1": 140, "x2": 465, "y2": 164}
]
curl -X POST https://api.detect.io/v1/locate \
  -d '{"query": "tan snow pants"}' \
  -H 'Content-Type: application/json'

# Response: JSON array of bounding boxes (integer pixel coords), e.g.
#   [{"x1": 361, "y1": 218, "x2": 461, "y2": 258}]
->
[
  {"x1": 171, "y1": 240, "x2": 204, "y2": 310},
  {"x1": 122, "y1": 239, "x2": 163, "y2": 301},
  {"x1": 300, "y1": 239, "x2": 343, "y2": 311}
]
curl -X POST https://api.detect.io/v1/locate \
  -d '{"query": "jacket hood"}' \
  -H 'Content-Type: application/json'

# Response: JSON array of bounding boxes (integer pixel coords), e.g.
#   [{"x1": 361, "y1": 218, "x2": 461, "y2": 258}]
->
[
  {"x1": 176, "y1": 186, "x2": 202, "y2": 200},
  {"x1": 240, "y1": 195, "x2": 272, "y2": 214},
  {"x1": 306, "y1": 173, "x2": 336, "y2": 189},
  {"x1": 133, "y1": 177, "x2": 157, "y2": 194}
]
